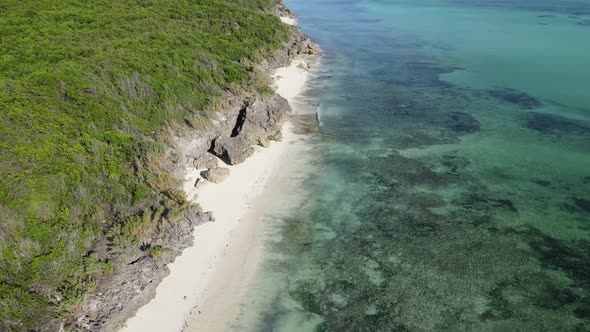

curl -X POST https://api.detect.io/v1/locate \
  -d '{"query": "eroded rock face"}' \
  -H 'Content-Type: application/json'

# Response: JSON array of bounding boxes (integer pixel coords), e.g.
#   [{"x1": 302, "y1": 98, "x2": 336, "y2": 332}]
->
[
  {"x1": 184, "y1": 210, "x2": 215, "y2": 225},
  {"x1": 211, "y1": 136, "x2": 255, "y2": 165},
  {"x1": 202, "y1": 167, "x2": 230, "y2": 183},
  {"x1": 260, "y1": 26, "x2": 318, "y2": 71},
  {"x1": 237, "y1": 94, "x2": 292, "y2": 144},
  {"x1": 77, "y1": 211, "x2": 214, "y2": 331},
  {"x1": 258, "y1": 137, "x2": 271, "y2": 147},
  {"x1": 193, "y1": 154, "x2": 218, "y2": 169},
  {"x1": 211, "y1": 94, "x2": 291, "y2": 164}
]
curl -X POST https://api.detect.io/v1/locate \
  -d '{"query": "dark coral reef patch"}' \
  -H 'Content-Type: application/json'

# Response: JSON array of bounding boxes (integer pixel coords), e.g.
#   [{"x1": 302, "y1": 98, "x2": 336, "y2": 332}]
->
[
  {"x1": 488, "y1": 88, "x2": 543, "y2": 109},
  {"x1": 445, "y1": 111, "x2": 481, "y2": 134},
  {"x1": 525, "y1": 112, "x2": 590, "y2": 137}
]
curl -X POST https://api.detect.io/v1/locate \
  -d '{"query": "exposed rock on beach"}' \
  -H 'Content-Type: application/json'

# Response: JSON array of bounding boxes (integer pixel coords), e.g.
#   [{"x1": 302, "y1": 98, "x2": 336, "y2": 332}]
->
[{"x1": 202, "y1": 167, "x2": 230, "y2": 183}]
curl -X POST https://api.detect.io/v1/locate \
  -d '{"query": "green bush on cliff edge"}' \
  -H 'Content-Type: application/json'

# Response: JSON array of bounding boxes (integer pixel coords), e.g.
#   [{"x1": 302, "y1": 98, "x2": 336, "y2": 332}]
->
[{"x1": 0, "y1": 0, "x2": 289, "y2": 329}]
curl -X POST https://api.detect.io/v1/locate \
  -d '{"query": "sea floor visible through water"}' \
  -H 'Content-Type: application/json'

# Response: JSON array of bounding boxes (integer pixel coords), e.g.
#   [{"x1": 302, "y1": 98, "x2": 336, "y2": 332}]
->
[{"x1": 224, "y1": 0, "x2": 590, "y2": 331}]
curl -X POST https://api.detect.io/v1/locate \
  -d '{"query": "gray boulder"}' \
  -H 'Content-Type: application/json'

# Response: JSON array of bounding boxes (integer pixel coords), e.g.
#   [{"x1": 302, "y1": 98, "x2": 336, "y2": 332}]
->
[
  {"x1": 209, "y1": 95, "x2": 290, "y2": 165},
  {"x1": 258, "y1": 137, "x2": 271, "y2": 147},
  {"x1": 203, "y1": 167, "x2": 230, "y2": 183},
  {"x1": 211, "y1": 136, "x2": 255, "y2": 165},
  {"x1": 193, "y1": 154, "x2": 218, "y2": 169},
  {"x1": 233, "y1": 94, "x2": 291, "y2": 145},
  {"x1": 184, "y1": 210, "x2": 215, "y2": 225}
]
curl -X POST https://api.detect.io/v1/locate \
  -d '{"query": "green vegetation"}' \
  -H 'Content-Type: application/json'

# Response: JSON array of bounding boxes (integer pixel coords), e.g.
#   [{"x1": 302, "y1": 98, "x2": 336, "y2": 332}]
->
[{"x1": 0, "y1": 0, "x2": 289, "y2": 329}]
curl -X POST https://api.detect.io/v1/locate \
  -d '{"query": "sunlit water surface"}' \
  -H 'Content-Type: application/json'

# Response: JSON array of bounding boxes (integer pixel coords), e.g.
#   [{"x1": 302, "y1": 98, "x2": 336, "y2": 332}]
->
[{"x1": 230, "y1": 0, "x2": 590, "y2": 330}]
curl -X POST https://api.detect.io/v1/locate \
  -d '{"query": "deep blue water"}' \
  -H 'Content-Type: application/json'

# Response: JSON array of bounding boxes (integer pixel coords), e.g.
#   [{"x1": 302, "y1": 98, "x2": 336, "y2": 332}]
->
[{"x1": 237, "y1": 0, "x2": 590, "y2": 330}]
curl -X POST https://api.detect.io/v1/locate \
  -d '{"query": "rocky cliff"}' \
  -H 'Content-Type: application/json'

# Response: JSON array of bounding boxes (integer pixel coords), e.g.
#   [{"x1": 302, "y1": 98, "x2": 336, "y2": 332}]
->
[{"x1": 75, "y1": 6, "x2": 318, "y2": 331}]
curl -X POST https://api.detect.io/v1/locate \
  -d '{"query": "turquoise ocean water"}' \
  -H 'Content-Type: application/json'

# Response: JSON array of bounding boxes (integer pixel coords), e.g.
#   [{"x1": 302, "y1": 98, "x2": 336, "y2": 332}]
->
[{"x1": 235, "y1": 0, "x2": 590, "y2": 330}]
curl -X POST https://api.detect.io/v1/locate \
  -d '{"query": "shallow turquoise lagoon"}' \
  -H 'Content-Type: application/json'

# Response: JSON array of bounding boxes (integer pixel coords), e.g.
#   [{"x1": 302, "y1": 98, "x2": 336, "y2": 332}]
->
[{"x1": 235, "y1": 0, "x2": 590, "y2": 330}]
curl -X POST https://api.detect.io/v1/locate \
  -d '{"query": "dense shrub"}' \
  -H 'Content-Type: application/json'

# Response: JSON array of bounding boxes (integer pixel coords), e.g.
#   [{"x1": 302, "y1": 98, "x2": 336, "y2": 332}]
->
[{"x1": 0, "y1": 0, "x2": 289, "y2": 329}]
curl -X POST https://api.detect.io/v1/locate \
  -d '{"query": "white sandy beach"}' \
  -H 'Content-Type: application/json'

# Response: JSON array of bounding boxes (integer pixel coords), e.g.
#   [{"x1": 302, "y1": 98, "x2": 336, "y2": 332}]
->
[{"x1": 120, "y1": 44, "x2": 315, "y2": 332}]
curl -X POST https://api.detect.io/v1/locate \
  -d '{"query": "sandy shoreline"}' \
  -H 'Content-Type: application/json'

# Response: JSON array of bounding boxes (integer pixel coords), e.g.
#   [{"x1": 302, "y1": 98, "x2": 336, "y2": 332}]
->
[{"x1": 120, "y1": 27, "x2": 316, "y2": 332}]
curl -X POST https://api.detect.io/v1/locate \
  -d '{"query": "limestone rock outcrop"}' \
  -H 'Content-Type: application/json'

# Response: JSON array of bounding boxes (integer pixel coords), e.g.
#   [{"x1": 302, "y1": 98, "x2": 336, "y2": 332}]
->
[
  {"x1": 77, "y1": 211, "x2": 214, "y2": 331},
  {"x1": 233, "y1": 94, "x2": 291, "y2": 145},
  {"x1": 210, "y1": 94, "x2": 291, "y2": 164},
  {"x1": 193, "y1": 154, "x2": 218, "y2": 169},
  {"x1": 202, "y1": 167, "x2": 230, "y2": 183},
  {"x1": 211, "y1": 136, "x2": 255, "y2": 165}
]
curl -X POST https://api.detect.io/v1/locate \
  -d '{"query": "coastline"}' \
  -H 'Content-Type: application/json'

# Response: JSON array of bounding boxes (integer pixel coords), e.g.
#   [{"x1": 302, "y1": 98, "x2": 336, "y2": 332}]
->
[
  {"x1": 119, "y1": 18, "x2": 318, "y2": 332},
  {"x1": 183, "y1": 55, "x2": 318, "y2": 332}
]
